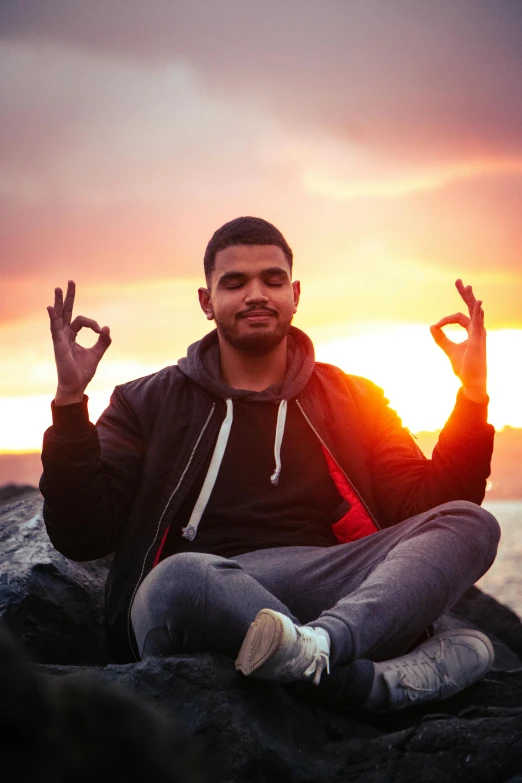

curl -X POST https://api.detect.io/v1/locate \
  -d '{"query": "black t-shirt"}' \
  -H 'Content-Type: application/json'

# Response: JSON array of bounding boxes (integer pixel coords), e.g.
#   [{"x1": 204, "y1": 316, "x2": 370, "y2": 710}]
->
[{"x1": 160, "y1": 399, "x2": 344, "y2": 560}]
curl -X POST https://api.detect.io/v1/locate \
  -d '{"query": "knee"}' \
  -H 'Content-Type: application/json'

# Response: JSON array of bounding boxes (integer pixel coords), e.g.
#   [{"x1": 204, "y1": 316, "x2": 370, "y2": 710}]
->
[
  {"x1": 159, "y1": 550, "x2": 227, "y2": 591},
  {"x1": 439, "y1": 500, "x2": 501, "y2": 556},
  {"x1": 456, "y1": 500, "x2": 499, "y2": 542},
  {"x1": 157, "y1": 551, "x2": 225, "y2": 581},
  {"x1": 131, "y1": 552, "x2": 219, "y2": 624},
  {"x1": 477, "y1": 504, "x2": 501, "y2": 546}
]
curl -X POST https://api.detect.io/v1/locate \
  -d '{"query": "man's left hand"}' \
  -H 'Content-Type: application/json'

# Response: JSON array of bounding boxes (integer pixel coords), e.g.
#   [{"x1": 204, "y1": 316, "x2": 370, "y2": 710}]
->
[{"x1": 430, "y1": 280, "x2": 488, "y2": 404}]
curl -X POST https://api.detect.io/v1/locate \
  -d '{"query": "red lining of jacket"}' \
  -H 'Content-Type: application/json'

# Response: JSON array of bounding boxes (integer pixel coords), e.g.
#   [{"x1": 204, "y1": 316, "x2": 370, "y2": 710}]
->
[
  {"x1": 321, "y1": 446, "x2": 378, "y2": 543},
  {"x1": 153, "y1": 524, "x2": 171, "y2": 567}
]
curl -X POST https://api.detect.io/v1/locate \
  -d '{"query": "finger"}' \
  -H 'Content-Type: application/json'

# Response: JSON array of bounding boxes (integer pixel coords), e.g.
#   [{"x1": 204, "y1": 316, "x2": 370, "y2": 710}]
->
[
  {"x1": 469, "y1": 300, "x2": 486, "y2": 338},
  {"x1": 455, "y1": 279, "x2": 477, "y2": 309},
  {"x1": 47, "y1": 305, "x2": 62, "y2": 340},
  {"x1": 53, "y1": 287, "x2": 64, "y2": 321},
  {"x1": 90, "y1": 326, "x2": 112, "y2": 360},
  {"x1": 432, "y1": 312, "x2": 471, "y2": 330},
  {"x1": 62, "y1": 280, "x2": 76, "y2": 327},
  {"x1": 430, "y1": 324, "x2": 457, "y2": 351},
  {"x1": 455, "y1": 279, "x2": 477, "y2": 318},
  {"x1": 470, "y1": 299, "x2": 483, "y2": 318},
  {"x1": 70, "y1": 315, "x2": 102, "y2": 334}
]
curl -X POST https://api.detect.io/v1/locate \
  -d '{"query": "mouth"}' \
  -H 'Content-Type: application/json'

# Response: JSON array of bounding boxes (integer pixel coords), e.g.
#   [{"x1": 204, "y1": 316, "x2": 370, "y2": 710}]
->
[{"x1": 238, "y1": 309, "x2": 277, "y2": 323}]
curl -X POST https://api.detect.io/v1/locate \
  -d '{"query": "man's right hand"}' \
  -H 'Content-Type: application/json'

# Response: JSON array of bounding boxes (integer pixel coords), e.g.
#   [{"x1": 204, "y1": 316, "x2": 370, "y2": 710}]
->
[{"x1": 47, "y1": 280, "x2": 112, "y2": 406}]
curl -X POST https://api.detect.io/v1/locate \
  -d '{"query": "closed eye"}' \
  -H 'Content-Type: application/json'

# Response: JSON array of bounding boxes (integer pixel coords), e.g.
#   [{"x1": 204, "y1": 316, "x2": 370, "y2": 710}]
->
[{"x1": 263, "y1": 272, "x2": 287, "y2": 286}]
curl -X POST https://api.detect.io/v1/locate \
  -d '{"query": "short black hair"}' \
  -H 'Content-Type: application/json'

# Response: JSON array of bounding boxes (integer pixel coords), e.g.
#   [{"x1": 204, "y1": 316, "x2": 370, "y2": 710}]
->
[{"x1": 203, "y1": 216, "x2": 293, "y2": 283}]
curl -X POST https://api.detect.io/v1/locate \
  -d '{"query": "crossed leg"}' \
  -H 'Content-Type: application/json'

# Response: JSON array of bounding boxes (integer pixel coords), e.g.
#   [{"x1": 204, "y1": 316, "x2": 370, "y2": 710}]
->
[{"x1": 131, "y1": 501, "x2": 500, "y2": 695}]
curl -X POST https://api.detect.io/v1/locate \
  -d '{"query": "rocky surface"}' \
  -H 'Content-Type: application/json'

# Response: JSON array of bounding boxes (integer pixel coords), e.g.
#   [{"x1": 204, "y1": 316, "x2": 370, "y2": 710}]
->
[
  {"x1": 2, "y1": 486, "x2": 522, "y2": 782},
  {"x1": 0, "y1": 626, "x2": 209, "y2": 783},
  {"x1": 0, "y1": 485, "x2": 111, "y2": 664}
]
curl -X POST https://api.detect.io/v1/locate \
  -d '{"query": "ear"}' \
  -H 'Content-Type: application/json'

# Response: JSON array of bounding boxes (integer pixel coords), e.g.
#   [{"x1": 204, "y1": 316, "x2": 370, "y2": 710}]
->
[
  {"x1": 292, "y1": 280, "x2": 301, "y2": 314},
  {"x1": 198, "y1": 287, "x2": 214, "y2": 320}
]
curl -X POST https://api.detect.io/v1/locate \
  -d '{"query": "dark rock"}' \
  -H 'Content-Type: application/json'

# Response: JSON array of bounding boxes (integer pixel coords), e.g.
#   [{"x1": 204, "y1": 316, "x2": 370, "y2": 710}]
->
[
  {"x1": 0, "y1": 483, "x2": 38, "y2": 501},
  {"x1": 0, "y1": 626, "x2": 211, "y2": 782},
  {"x1": 0, "y1": 487, "x2": 111, "y2": 664},
  {"x1": 2, "y1": 491, "x2": 522, "y2": 782},
  {"x1": 37, "y1": 653, "x2": 522, "y2": 783}
]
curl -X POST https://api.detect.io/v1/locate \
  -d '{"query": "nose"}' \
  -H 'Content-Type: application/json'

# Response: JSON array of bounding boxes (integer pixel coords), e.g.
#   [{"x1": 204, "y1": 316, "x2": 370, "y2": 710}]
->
[{"x1": 244, "y1": 280, "x2": 269, "y2": 304}]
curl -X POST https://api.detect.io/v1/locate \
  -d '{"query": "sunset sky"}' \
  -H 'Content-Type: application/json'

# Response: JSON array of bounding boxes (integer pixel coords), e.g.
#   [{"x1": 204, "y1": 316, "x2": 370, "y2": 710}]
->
[{"x1": 1, "y1": 0, "x2": 522, "y2": 451}]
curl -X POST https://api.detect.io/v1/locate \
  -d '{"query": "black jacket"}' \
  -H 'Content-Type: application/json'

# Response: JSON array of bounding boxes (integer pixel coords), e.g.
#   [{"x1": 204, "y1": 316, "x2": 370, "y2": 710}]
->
[{"x1": 40, "y1": 329, "x2": 494, "y2": 662}]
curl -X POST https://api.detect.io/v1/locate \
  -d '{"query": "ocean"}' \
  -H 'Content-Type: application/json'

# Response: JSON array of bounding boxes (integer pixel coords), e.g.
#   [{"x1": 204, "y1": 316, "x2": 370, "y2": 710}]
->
[{"x1": 478, "y1": 500, "x2": 522, "y2": 620}]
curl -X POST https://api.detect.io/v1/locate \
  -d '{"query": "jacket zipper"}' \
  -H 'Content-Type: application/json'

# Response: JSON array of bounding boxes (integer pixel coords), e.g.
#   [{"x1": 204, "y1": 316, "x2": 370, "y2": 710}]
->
[
  {"x1": 126, "y1": 403, "x2": 216, "y2": 659},
  {"x1": 406, "y1": 427, "x2": 426, "y2": 459},
  {"x1": 296, "y1": 399, "x2": 381, "y2": 531},
  {"x1": 298, "y1": 399, "x2": 431, "y2": 642}
]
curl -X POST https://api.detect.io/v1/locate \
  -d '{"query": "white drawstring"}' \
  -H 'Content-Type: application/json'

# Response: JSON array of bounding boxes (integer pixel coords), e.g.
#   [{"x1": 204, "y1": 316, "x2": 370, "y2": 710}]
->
[
  {"x1": 182, "y1": 397, "x2": 289, "y2": 541},
  {"x1": 181, "y1": 398, "x2": 234, "y2": 541},
  {"x1": 270, "y1": 399, "x2": 288, "y2": 486}
]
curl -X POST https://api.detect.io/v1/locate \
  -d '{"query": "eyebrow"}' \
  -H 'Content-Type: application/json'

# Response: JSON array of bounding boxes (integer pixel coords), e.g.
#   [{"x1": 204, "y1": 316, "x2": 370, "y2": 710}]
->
[{"x1": 217, "y1": 266, "x2": 290, "y2": 285}]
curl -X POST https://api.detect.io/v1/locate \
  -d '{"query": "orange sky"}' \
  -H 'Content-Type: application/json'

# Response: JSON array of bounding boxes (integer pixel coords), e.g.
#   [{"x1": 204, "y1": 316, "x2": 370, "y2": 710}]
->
[{"x1": 1, "y1": 0, "x2": 522, "y2": 448}]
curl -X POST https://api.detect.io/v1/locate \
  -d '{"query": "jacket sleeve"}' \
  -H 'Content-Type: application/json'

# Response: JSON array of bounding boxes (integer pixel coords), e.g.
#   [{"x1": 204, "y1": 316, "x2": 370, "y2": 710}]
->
[
  {"x1": 40, "y1": 388, "x2": 146, "y2": 561},
  {"x1": 364, "y1": 383, "x2": 495, "y2": 525}
]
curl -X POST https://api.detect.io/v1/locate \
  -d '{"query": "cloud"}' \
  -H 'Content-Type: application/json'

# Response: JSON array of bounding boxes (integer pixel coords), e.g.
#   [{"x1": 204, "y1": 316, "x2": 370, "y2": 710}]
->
[
  {"x1": 1, "y1": 0, "x2": 522, "y2": 328},
  {"x1": 0, "y1": 41, "x2": 302, "y2": 287},
  {"x1": 3, "y1": 0, "x2": 522, "y2": 165}
]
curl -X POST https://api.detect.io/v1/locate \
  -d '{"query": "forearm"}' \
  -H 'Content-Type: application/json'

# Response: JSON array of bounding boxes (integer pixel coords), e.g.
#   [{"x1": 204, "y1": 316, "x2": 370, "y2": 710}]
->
[
  {"x1": 369, "y1": 389, "x2": 494, "y2": 526},
  {"x1": 41, "y1": 394, "x2": 139, "y2": 560},
  {"x1": 427, "y1": 390, "x2": 494, "y2": 500}
]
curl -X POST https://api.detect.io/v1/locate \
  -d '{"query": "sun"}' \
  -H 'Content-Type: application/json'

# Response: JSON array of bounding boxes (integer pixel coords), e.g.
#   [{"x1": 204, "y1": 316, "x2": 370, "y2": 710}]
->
[{"x1": 315, "y1": 325, "x2": 522, "y2": 433}]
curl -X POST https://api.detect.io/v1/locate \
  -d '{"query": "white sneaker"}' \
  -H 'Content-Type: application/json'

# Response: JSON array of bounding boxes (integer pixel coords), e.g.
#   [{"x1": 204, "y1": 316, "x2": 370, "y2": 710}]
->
[
  {"x1": 235, "y1": 609, "x2": 331, "y2": 686},
  {"x1": 375, "y1": 628, "x2": 495, "y2": 712}
]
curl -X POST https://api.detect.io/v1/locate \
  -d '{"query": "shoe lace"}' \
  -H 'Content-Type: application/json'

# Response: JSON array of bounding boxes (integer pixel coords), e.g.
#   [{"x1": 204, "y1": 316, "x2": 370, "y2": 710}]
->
[
  {"x1": 280, "y1": 626, "x2": 330, "y2": 686},
  {"x1": 394, "y1": 639, "x2": 459, "y2": 704}
]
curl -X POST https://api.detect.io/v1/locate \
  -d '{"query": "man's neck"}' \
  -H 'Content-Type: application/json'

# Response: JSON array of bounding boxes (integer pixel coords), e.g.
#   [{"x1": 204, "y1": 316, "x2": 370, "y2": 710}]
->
[{"x1": 218, "y1": 336, "x2": 288, "y2": 392}]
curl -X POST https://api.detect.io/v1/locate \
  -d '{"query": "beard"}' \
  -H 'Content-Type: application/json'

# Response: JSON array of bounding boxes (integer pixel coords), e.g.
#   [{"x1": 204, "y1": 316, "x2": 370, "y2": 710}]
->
[{"x1": 215, "y1": 314, "x2": 293, "y2": 356}]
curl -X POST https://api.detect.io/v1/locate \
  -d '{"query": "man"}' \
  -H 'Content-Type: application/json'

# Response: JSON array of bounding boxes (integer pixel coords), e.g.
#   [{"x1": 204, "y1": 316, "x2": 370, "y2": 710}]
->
[{"x1": 41, "y1": 216, "x2": 499, "y2": 713}]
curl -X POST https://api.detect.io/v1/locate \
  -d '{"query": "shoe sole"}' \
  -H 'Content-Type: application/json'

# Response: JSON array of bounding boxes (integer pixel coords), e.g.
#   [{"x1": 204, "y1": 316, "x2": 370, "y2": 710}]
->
[{"x1": 235, "y1": 610, "x2": 287, "y2": 677}]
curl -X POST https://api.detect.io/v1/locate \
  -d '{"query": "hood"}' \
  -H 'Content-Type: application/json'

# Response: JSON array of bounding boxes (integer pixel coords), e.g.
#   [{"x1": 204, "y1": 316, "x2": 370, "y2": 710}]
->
[{"x1": 177, "y1": 325, "x2": 316, "y2": 402}]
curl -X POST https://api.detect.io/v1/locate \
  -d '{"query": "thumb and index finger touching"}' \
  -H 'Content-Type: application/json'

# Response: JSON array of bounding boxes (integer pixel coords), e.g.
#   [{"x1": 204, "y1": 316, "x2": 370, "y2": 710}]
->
[
  {"x1": 430, "y1": 313, "x2": 468, "y2": 352},
  {"x1": 430, "y1": 301, "x2": 471, "y2": 352},
  {"x1": 91, "y1": 325, "x2": 112, "y2": 359},
  {"x1": 47, "y1": 279, "x2": 111, "y2": 354}
]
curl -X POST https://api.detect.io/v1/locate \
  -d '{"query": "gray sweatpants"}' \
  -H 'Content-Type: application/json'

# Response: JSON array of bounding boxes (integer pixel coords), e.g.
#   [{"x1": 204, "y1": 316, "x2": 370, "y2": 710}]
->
[{"x1": 131, "y1": 501, "x2": 500, "y2": 700}]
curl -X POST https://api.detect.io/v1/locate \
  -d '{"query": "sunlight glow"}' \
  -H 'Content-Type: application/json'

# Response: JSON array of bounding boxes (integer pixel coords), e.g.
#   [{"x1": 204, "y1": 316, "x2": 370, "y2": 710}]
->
[
  {"x1": 0, "y1": 392, "x2": 111, "y2": 453},
  {"x1": 315, "y1": 326, "x2": 522, "y2": 432},
  {"x1": 0, "y1": 326, "x2": 521, "y2": 452},
  {"x1": 315, "y1": 325, "x2": 460, "y2": 432}
]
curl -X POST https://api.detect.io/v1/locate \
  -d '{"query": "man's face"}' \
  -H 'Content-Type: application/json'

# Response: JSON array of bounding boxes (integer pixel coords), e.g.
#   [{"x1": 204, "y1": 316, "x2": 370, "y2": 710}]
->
[{"x1": 198, "y1": 244, "x2": 300, "y2": 355}]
